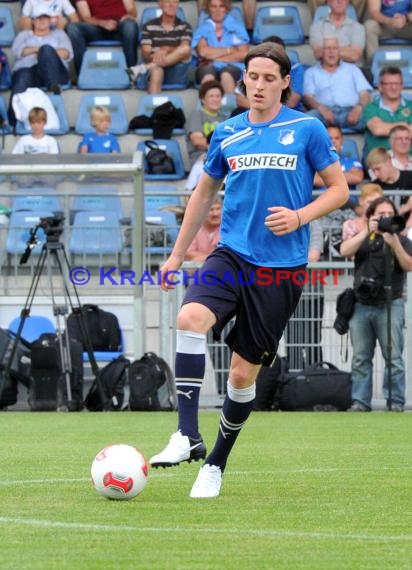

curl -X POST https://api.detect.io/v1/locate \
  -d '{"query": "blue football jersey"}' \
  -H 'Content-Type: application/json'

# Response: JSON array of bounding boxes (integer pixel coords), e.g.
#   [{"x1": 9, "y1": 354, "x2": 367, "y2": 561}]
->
[{"x1": 204, "y1": 106, "x2": 339, "y2": 267}]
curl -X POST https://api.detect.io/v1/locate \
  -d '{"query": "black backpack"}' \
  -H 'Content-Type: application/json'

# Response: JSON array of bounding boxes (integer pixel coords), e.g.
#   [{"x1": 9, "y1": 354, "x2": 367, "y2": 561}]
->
[
  {"x1": 144, "y1": 140, "x2": 175, "y2": 175},
  {"x1": 67, "y1": 304, "x2": 122, "y2": 352},
  {"x1": 85, "y1": 355, "x2": 129, "y2": 411},
  {"x1": 129, "y1": 352, "x2": 176, "y2": 411}
]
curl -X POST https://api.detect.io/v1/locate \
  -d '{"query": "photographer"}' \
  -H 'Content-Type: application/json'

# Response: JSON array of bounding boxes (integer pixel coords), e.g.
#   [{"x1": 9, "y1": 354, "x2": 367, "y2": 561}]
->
[{"x1": 340, "y1": 197, "x2": 412, "y2": 412}]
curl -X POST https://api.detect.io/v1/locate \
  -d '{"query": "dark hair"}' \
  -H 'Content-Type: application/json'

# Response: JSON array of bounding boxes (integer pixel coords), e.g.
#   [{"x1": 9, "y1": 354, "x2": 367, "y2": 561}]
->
[
  {"x1": 238, "y1": 42, "x2": 291, "y2": 103},
  {"x1": 379, "y1": 66, "x2": 403, "y2": 81},
  {"x1": 262, "y1": 35, "x2": 286, "y2": 49},
  {"x1": 365, "y1": 196, "x2": 397, "y2": 219},
  {"x1": 198, "y1": 79, "x2": 224, "y2": 100}
]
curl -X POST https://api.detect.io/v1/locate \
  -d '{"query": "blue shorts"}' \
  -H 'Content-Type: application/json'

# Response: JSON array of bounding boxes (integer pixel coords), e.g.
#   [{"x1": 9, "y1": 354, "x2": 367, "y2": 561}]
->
[{"x1": 183, "y1": 247, "x2": 304, "y2": 365}]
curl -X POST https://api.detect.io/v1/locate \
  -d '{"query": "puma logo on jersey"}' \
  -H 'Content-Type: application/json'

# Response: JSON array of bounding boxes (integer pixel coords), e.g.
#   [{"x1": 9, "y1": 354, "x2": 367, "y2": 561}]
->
[
  {"x1": 228, "y1": 154, "x2": 298, "y2": 171},
  {"x1": 224, "y1": 125, "x2": 235, "y2": 132}
]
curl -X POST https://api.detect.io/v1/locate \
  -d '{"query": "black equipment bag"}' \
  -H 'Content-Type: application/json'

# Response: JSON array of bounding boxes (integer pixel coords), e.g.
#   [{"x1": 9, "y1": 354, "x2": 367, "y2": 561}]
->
[
  {"x1": 85, "y1": 355, "x2": 129, "y2": 411},
  {"x1": 29, "y1": 333, "x2": 84, "y2": 411},
  {"x1": 151, "y1": 101, "x2": 185, "y2": 139},
  {"x1": 129, "y1": 352, "x2": 176, "y2": 411},
  {"x1": 333, "y1": 288, "x2": 356, "y2": 335},
  {"x1": 0, "y1": 328, "x2": 31, "y2": 409},
  {"x1": 67, "y1": 304, "x2": 122, "y2": 352},
  {"x1": 144, "y1": 140, "x2": 175, "y2": 175},
  {"x1": 279, "y1": 361, "x2": 352, "y2": 411},
  {"x1": 253, "y1": 356, "x2": 289, "y2": 411}
]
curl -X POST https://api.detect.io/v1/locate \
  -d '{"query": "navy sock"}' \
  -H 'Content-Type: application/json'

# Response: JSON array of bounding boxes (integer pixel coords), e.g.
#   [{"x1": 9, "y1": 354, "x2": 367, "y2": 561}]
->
[
  {"x1": 175, "y1": 330, "x2": 206, "y2": 439},
  {"x1": 205, "y1": 381, "x2": 255, "y2": 471}
]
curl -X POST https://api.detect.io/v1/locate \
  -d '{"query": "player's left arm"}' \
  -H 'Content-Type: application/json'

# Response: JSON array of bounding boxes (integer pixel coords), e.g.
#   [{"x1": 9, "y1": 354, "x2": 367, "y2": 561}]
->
[{"x1": 266, "y1": 162, "x2": 349, "y2": 236}]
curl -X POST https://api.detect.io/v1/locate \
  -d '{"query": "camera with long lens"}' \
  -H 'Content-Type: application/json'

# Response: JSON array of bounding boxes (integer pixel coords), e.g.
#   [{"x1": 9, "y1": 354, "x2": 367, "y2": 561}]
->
[
  {"x1": 377, "y1": 215, "x2": 405, "y2": 234},
  {"x1": 20, "y1": 214, "x2": 65, "y2": 265}
]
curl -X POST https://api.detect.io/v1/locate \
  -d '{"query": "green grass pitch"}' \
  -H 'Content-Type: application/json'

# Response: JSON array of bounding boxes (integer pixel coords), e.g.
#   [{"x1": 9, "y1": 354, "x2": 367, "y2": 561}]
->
[{"x1": 1, "y1": 411, "x2": 412, "y2": 570}]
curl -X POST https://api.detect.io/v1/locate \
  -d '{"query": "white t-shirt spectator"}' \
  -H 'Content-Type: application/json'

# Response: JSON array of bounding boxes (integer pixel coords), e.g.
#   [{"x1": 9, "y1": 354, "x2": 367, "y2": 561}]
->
[
  {"x1": 12, "y1": 134, "x2": 59, "y2": 154},
  {"x1": 22, "y1": 0, "x2": 76, "y2": 20}
]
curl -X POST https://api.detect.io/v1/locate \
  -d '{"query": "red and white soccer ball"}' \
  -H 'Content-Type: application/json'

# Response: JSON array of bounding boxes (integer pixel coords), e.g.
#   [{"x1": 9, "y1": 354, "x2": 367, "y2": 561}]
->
[{"x1": 91, "y1": 444, "x2": 149, "y2": 500}]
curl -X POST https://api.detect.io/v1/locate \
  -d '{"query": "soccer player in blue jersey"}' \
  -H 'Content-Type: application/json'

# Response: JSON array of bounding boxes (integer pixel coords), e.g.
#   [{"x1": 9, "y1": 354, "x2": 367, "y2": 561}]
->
[{"x1": 149, "y1": 42, "x2": 349, "y2": 498}]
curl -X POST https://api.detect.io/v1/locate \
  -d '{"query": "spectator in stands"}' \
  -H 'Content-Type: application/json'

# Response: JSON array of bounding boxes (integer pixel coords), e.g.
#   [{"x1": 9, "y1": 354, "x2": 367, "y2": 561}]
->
[
  {"x1": 185, "y1": 80, "x2": 226, "y2": 167},
  {"x1": 12, "y1": 107, "x2": 59, "y2": 154},
  {"x1": 366, "y1": 147, "x2": 412, "y2": 226},
  {"x1": 234, "y1": 35, "x2": 305, "y2": 113},
  {"x1": 66, "y1": 0, "x2": 139, "y2": 75},
  {"x1": 307, "y1": 0, "x2": 368, "y2": 22},
  {"x1": 364, "y1": 0, "x2": 412, "y2": 64},
  {"x1": 78, "y1": 105, "x2": 120, "y2": 153},
  {"x1": 127, "y1": 0, "x2": 192, "y2": 93},
  {"x1": 192, "y1": 0, "x2": 250, "y2": 93},
  {"x1": 19, "y1": 0, "x2": 79, "y2": 31},
  {"x1": 341, "y1": 182, "x2": 383, "y2": 241},
  {"x1": 303, "y1": 36, "x2": 372, "y2": 132},
  {"x1": 9, "y1": 7, "x2": 73, "y2": 124},
  {"x1": 341, "y1": 196, "x2": 412, "y2": 412},
  {"x1": 389, "y1": 125, "x2": 412, "y2": 172},
  {"x1": 363, "y1": 67, "x2": 412, "y2": 160},
  {"x1": 314, "y1": 125, "x2": 364, "y2": 192},
  {"x1": 185, "y1": 198, "x2": 222, "y2": 262},
  {"x1": 309, "y1": 0, "x2": 366, "y2": 66},
  {"x1": 197, "y1": 0, "x2": 256, "y2": 36}
]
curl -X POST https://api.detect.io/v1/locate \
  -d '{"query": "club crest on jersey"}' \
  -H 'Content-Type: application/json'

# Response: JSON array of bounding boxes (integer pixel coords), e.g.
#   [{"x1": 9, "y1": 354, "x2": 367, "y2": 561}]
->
[{"x1": 278, "y1": 129, "x2": 295, "y2": 146}]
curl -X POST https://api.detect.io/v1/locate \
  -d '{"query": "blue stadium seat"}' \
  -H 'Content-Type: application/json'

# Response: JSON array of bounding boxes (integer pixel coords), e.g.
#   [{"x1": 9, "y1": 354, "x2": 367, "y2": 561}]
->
[
  {"x1": 137, "y1": 139, "x2": 186, "y2": 180},
  {"x1": 252, "y1": 6, "x2": 305, "y2": 45},
  {"x1": 75, "y1": 93, "x2": 128, "y2": 135},
  {"x1": 341, "y1": 138, "x2": 360, "y2": 162},
  {"x1": 8, "y1": 315, "x2": 56, "y2": 343},
  {"x1": 72, "y1": 186, "x2": 124, "y2": 220},
  {"x1": 69, "y1": 211, "x2": 123, "y2": 255},
  {"x1": 313, "y1": 4, "x2": 357, "y2": 21},
  {"x1": 6, "y1": 211, "x2": 54, "y2": 256},
  {"x1": 12, "y1": 188, "x2": 61, "y2": 215},
  {"x1": 144, "y1": 184, "x2": 181, "y2": 210},
  {"x1": 371, "y1": 48, "x2": 412, "y2": 88},
  {"x1": 0, "y1": 51, "x2": 11, "y2": 90},
  {"x1": 15, "y1": 94, "x2": 69, "y2": 135},
  {"x1": 0, "y1": 6, "x2": 15, "y2": 46},
  {"x1": 145, "y1": 208, "x2": 179, "y2": 256},
  {"x1": 77, "y1": 49, "x2": 130, "y2": 90},
  {"x1": 286, "y1": 49, "x2": 300, "y2": 66},
  {"x1": 0, "y1": 94, "x2": 11, "y2": 133},
  {"x1": 133, "y1": 93, "x2": 185, "y2": 135},
  {"x1": 140, "y1": 5, "x2": 186, "y2": 26}
]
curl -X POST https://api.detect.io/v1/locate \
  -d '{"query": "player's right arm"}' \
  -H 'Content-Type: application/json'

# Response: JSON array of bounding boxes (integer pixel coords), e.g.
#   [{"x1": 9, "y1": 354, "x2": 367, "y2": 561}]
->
[{"x1": 159, "y1": 172, "x2": 223, "y2": 291}]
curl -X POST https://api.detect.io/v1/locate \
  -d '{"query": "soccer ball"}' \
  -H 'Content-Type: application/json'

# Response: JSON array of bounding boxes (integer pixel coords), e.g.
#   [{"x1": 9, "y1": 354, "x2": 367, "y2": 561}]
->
[{"x1": 91, "y1": 444, "x2": 148, "y2": 500}]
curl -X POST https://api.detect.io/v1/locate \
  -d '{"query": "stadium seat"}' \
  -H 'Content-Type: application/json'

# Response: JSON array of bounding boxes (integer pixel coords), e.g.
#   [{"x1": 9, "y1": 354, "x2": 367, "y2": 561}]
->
[
  {"x1": 137, "y1": 139, "x2": 186, "y2": 180},
  {"x1": 77, "y1": 49, "x2": 130, "y2": 90},
  {"x1": 6, "y1": 211, "x2": 54, "y2": 256},
  {"x1": 0, "y1": 94, "x2": 11, "y2": 133},
  {"x1": 286, "y1": 49, "x2": 300, "y2": 66},
  {"x1": 0, "y1": 52, "x2": 11, "y2": 90},
  {"x1": 8, "y1": 315, "x2": 56, "y2": 343},
  {"x1": 313, "y1": 4, "x2": 357, "y2": 21},
  {"x1": 252, "y1": 6, "x2": 305, "y2": 45},
  {"x1": 12, "y1": 188, "x2": 61, "y2": 215},
  {"x1": 71, "y1": 186, "x2": 124, "y2": 221},
  {"x1": 144, "y1": 184, "x2": 181, "y2": 210},
  {"x1": 0, "y1": 6, "x2": 15, "y2": 46},
  {"x1": 371, "y1": 48, "x2": 412, "y2": 88},
  {"x1": 133, "y1": 93, "x2": 185, "y2": 135},
  {"x1": 15, "y1": 94, "x2": 69, "y2": 135},
  {"x1": 140, "y1": 5, "x2": 186, "y2": 26},
  {"x1": 69, "y1": 211, "x2": 123, "y2": 255},
  {"x1": 341, "y1": 138, "x2": 361, "y2": 162},
  {"x1": 75, "y1": 93, "x2": 128, "y2": 135},
  {"x1": 145, "y1": 208, "x2": 179, "y2": 257}
]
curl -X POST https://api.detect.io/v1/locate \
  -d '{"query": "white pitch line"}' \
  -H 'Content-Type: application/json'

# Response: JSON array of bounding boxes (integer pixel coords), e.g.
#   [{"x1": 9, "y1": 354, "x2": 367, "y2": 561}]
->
[
  {"x1": 0, "y1": 517, "x2": 411, "y2": 543},
  {"x1": 0, "y1": 466, "x2": 411, "y2": 487}
]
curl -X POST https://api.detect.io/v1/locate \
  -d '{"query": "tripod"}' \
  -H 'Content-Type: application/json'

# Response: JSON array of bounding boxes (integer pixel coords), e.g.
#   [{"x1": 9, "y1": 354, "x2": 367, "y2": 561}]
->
[
  {"x1": 0, "y1": 217, "x2": 106, "y2": 411},
  {"x1": 384, "y1": 244, "x2": 394, "y2": 411}
]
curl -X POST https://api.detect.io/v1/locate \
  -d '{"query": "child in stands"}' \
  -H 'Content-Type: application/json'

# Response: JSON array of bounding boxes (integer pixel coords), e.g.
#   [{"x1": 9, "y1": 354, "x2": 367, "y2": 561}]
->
[
  {"x1": 79, "y1": 106, "x2": 120, "y2": 154},
  {"x1": 12, "y1": 107, "x2": 59, "y2": 154}
]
